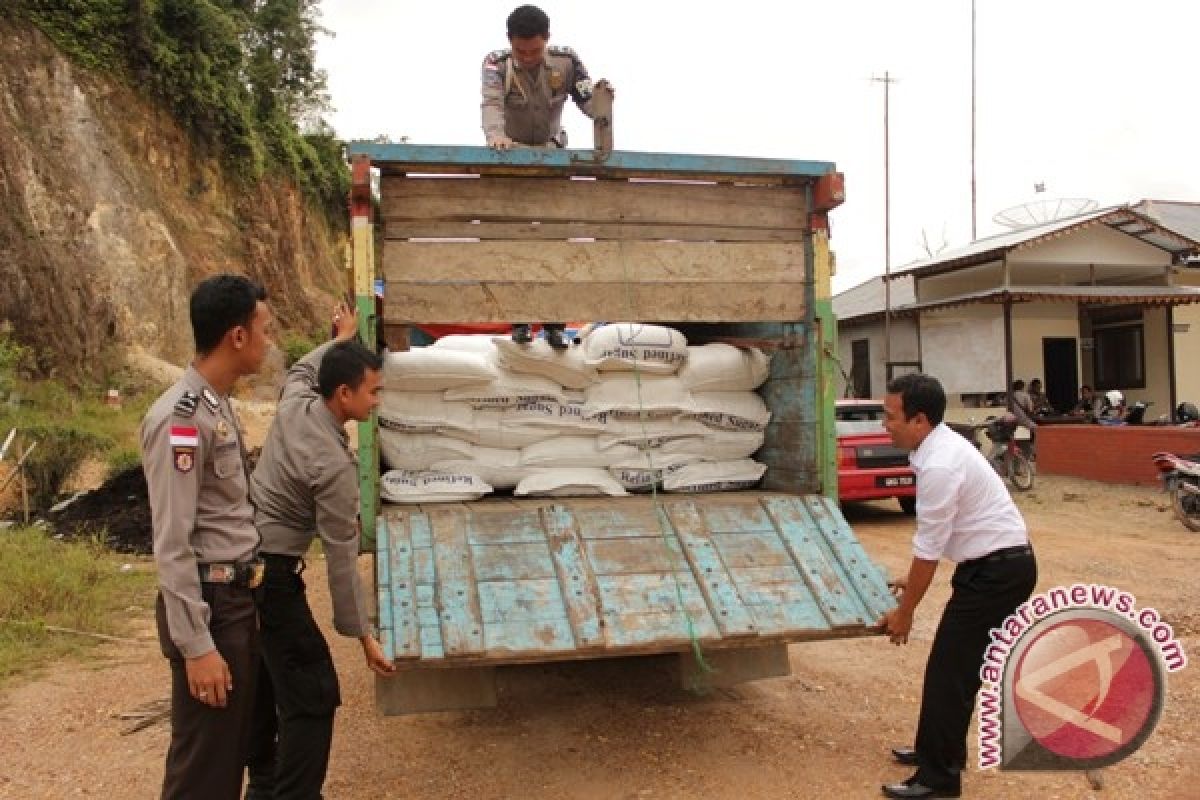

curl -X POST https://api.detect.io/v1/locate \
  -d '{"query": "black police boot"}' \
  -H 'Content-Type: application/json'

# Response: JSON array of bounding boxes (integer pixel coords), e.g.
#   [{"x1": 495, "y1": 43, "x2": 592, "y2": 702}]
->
[
  {"x1": 545, "y1": 324, "x2": 568, "y2": 350},
  {"x1": 511, "y1": 323, "x2": 532, "y2": 344}
]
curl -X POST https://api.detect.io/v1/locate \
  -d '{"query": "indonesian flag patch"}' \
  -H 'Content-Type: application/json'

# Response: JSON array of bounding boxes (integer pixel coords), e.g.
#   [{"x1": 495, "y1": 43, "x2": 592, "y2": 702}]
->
[
  {"x1": 170, "y1": 426, "x2": 199, "y2": 447},
  {"x1": 171, "y1": 426, "x2": 199, "y2": 473}
]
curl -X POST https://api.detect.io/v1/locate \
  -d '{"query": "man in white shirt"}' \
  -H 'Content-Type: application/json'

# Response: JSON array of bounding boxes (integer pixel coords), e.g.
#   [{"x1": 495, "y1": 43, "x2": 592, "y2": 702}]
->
[{"x1": 878, "y1": 373, "x2": 1037, "y2": 799}]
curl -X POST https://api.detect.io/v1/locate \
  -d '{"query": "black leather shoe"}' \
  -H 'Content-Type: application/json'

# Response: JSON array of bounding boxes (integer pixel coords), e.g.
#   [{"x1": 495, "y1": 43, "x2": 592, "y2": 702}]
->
[
  {"x1": 881, "y1": 777, "x2": 960, "y2": 798},
  {"x1": 512, "y1": 324, "x2": 532, "y2": 344},
  {"x1": 545, "y1": 326, "x2": 568, "y2": 350},
  {"x1": 891, "y1": 746, "x2": 918, "y2": 766}
]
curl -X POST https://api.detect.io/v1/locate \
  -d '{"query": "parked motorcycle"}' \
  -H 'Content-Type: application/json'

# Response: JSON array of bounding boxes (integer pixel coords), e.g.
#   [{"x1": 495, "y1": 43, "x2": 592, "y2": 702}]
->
[
  {"x1": 948, "y1": 415, "x2": 1035, "y2": 491},
  {"x1": 1151, "y1": 451, "x2": 1200, "y2": 532}
]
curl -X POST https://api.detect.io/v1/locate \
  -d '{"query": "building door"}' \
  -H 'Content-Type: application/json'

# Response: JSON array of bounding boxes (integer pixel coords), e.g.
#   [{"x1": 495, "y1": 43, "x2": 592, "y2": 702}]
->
[
  {"x1": 1042, "y1": 337, "x2": 1078, "y2": 413},
  {"x1": 850, "y1": 338, "x2": 871, "y2": 399}
]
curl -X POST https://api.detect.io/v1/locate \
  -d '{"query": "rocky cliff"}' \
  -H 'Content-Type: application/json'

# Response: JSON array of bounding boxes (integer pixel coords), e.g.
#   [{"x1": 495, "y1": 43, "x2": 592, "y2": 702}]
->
[{"x1": 0, "y1": 17, "x2": 343, "y2": 379}]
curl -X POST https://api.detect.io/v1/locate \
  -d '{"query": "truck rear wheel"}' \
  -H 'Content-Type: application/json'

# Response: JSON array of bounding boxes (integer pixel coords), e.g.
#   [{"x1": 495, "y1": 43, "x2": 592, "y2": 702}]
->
[{"x1": 898, "y1": 496, "x2": 916, "y2": 515}]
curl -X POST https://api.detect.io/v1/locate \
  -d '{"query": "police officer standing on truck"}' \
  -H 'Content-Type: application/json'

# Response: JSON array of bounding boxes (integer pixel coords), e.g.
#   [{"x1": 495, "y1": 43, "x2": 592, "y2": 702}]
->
[
  {"x1": 141, "y1": 273, "x2": 272, "y2": 799},
  {"x1": 247, "y1": 303, "x2": 394, "y2": 799},
  {"x1": 481, "y1": 4, "x2": 612, "y2": 349}
]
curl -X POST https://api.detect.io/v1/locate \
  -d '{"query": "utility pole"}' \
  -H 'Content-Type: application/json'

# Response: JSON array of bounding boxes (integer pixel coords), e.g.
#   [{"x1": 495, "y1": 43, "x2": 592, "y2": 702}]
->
[
  {"x1": 971, "y1": 0, "x2": 978, "y2": 241},
  {"x1": 872, "y1": 71, "x2": 898, "y2": 379}
]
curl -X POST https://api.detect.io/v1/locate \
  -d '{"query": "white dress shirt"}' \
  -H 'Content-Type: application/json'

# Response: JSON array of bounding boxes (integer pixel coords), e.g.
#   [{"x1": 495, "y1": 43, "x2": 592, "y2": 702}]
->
[{"x1": 909, "y1": 422, "x2": 1029, "y2": 563}]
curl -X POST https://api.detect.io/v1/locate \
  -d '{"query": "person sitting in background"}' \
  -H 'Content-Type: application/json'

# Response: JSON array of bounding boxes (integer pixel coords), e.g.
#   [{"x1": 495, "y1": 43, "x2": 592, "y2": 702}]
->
[
  {"x1": 1097, "y1": 389, "x2": 1126, "y2": 424},
  {"x1": 1070, "y1": 385, "x2": 1102, "y2": 420},
  {"x1": 1027, "y1": 378, "x2": 1053, "y2": 415}
]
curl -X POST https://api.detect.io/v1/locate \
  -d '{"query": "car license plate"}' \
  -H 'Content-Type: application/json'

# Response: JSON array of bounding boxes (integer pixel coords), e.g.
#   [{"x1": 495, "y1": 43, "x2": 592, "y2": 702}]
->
[{"x1": 876, "y1": 475, "x2": 915, "y2": 488}]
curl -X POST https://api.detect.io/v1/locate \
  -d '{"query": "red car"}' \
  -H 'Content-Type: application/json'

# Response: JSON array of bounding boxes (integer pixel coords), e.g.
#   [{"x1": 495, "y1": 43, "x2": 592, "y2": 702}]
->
[{"x1": 835, "y1": 399, "x2": 916, "y2": 514}]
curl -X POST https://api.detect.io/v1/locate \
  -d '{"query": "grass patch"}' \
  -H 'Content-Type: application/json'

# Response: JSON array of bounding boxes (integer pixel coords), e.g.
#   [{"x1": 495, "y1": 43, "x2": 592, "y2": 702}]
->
[
  {"x1": 0, "y1": 526, "x2": 155, "y2": 687},
  {"x1": 0, "y1": 374, "x2": 160, "y2": 509}
]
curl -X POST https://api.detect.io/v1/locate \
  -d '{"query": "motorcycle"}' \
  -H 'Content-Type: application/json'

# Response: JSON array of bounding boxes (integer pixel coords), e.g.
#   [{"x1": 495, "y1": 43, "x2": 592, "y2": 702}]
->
[
  {"x1": 948, "y1": 415, "x2": 1035, "y2": 491},
  {"x1": 1150, "y1": 451, "x2": 1200, "y2": 532}
]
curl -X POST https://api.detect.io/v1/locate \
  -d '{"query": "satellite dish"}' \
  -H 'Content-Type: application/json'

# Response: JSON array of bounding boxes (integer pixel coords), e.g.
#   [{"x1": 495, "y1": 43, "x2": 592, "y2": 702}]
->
[{"x1": 992, "y1": 197, "x2": 1098, "y2": 230}]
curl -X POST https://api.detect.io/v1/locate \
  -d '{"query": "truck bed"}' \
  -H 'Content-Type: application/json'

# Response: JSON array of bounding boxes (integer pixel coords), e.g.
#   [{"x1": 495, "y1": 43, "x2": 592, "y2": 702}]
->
[{"x1": 375, "y1": 491, "x2": 893, "y2": 667}]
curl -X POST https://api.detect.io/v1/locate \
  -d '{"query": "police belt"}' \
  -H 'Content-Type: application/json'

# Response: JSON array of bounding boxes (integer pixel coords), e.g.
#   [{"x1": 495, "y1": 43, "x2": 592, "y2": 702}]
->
[{"x1": 198, "y1": 558, "x2": 264, "y2": 589}]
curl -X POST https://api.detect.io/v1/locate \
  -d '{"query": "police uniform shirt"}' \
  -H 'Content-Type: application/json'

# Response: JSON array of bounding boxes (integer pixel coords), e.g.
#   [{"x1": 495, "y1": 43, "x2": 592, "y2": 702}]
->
[
  {"x1": 250, "y1": 341, "x2": 369, "y2": 638},
  {"x1": 908, "y1": 423, "x2": 1029, "y2": 563},
  {"x1": 142, "y1": 367, "x2": 257, "y2": 658},
  {"x1": 481, "y1": 45, "x2": 595, "y2": 146}
]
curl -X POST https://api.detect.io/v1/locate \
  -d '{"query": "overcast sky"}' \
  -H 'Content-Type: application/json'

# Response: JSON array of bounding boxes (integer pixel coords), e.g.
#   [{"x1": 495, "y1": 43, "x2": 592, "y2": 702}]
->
[{"x1": 315, "y1": 0, "x2": 1200, "y2": 294}]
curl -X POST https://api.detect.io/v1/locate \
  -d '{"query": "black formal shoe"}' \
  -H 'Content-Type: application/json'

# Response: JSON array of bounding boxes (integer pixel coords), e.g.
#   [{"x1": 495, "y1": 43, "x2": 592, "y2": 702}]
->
[
  {"x1": 881, "y1": 777, "x2": 960, "y2": 798},
  {"x1": 512, "y1": 324, "x2": 532, "y2": 344},
  {"x1": 545, "y1": 327, "x2": 568, "y2": 350},
  {"x1": 890, "y1": 746, "x2": 918, "y2": 766}
]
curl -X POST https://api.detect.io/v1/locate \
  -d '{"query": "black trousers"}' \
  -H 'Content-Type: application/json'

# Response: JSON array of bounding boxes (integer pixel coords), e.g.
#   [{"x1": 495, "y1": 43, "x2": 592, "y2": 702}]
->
[
  {"x1": 914, "y1": 549, "x2": 1037, "y2": 791},
  {"x1": 250, "y1": 554, "x2": 343, "y2": 800},
  {"x1": 156, "y1": 584, "x2": 260, "y2": 800}
]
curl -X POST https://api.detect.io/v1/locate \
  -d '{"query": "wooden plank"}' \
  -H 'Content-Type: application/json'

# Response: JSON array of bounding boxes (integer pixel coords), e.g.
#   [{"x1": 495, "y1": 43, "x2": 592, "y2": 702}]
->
[
  {"x1": 381, "y1": 282, "x2": 805, "y2": 324},
  {"x1": 740, "y1": 600, "x2": 831, "y2": 635},
  {"x1": 383, "y1": 516, "x2": 421, "y2": 660},
  {"x1": 584, "y1": 536, "x2": 685, "y2": 574},
  {"x1": 375, "y1": 516, "x2": 394, "y2": 660},
  {"x1": 664, "y1": 501, "x2": 758, "y2": 639},
  {"x1": 408, "y1": 514, "x2": 443, "y2": 659},
  {"x1": 470, "y1": 542, "x2": 556, "y2": 581},
  {"x1": 595, "y1": 572, "x2": 711, "y2": 616},
  {"x1": 386, "y1": 220, "x2": 805, "y2": 242},
  {"x1": 570, "y1": 504, "x2": 667, "y2": 540},
  {"x1": 484, "y1": 618, "x2": 577, "y2": 656},
  {"x1": 802, "y1": 495, "x2": 896, "y2": 622},
  {"x1": 428, "y1": 508, "x2": 486, "y2": 657},
  {"x1": 603, "y1": 609, "x2": 721, "y2": 648},
  {"x1": 761, "y1": 496, "x2": 872, "y2": 627},
  {"x1": 712, "y1": 532, "x2": 795, "y2": 569},
  {"x1": 384, "y1": 241, "x2": 805, "y2": 284},
  {"x1": 354, "y1": 142, "x2": 836, "y2": 184},
  {"x1": 698, "y1": 502, "x2": 777, "y2": 533},
  {"x1": 476, "y1": 579, "x2": 565, "y2": 622},
  {"x1": 542, "y1": 506, "x2": 606, "y2": 650},
  {"x1": 380, "y1": 175, "x2": 808, "y2": 228},
  {"x1": 465, "y1": 508, "x2": 547, "y2": 545}
]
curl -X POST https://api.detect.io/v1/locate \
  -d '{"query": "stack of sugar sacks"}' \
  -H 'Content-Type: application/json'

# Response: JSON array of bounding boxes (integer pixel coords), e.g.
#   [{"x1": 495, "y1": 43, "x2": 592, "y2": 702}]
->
[{"x1": 378, "y1": 323, "x2": 772, "y2": 503}]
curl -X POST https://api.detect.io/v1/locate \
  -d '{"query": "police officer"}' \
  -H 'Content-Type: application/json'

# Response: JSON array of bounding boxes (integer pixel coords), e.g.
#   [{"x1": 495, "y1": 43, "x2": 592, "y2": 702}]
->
[
  {"x1": 142, "y1": 274, "x2": 272, "y2": 799},
  {"x1": 248, "y1": 304, "x2": 394, "y2": 799},
  {"x1": 482, "y1": 4, "x2": 611, "y2": 349}
]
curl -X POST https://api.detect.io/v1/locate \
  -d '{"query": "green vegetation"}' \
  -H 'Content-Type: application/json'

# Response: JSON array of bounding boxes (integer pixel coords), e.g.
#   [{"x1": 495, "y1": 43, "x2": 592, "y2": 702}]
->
[
  {"x1": 0, "y1": 527, "x2": 155, "y2": 686},
  {"x1": 10, "y1": 0, "x2": 348, "y2": 231},
  {"x1": 281, "y1": 330, "x2": 321, "y2": 368},
  {"x1": 0, "y1": 332, "x2": 160, "y2": 509}
]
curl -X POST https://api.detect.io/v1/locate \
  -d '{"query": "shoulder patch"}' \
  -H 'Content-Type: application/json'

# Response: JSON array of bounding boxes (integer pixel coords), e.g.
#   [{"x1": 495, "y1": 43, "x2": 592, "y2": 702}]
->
[
  {"x1": 485, "y1": 48, "x2": 510, "y2": 65},
  {"x1": 201, "y1": 388, "x2": 220, "y2": 414},
  {"x1": 173, "y1": 390, "x2": 199, "y2": 418}
]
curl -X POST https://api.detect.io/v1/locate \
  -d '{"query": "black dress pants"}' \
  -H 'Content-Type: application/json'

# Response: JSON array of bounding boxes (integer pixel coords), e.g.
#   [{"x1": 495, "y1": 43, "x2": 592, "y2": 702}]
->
[
  {"x1": 156, "y1": 584, "x2": 260, "y2": 800},
  {"x1": 914, "y1": 548, "x2": 1038, "y2": 791},
  {"x1": 251, "y1": 554, "x2": 342, "y2": 800}
]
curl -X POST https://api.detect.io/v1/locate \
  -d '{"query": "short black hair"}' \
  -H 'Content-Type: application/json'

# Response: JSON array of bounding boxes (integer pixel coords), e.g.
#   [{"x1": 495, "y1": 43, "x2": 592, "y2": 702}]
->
[
  {"x1": 318, "y1": 340, "x2": 383, "y2": 399},
  {"x1": 1011, "y1": 379, "x2": 1026, "y2": 391},
  {"x1": 190, "y1": 274, "x2": 267, "y2": 355},
  {"x1": 507, "y1": 4, "x2": 549, "y2": 37},
  {"x1": 886, "y1": 373, "x2": 946, "y2": 427},
  {"x1": 1081, "y1": 384, "x2": 1092, "y2": 392}
]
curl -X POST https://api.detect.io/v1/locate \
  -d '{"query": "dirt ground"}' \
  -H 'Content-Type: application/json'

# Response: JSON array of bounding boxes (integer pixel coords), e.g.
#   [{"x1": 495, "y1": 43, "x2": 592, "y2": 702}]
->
[{"x1": 3, "y1": 466, "x2": 1199, "y2": 798}]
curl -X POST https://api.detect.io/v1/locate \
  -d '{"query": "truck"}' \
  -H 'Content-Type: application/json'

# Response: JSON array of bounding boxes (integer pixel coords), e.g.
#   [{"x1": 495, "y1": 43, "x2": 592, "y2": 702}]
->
[{"x1": 344, "y1": 141, "x2": 896, "y2": 714}]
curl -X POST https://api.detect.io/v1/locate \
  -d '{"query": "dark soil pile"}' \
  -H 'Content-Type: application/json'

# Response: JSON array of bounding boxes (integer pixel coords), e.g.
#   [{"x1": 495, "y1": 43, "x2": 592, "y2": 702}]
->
[
  {"x1": 45, "y1": 448, "x2": 262, "y2": 555},
  {"x1": 48, "y1": 466, "x2": 153, "y2": 554}
]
